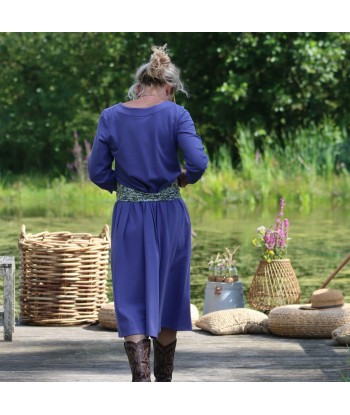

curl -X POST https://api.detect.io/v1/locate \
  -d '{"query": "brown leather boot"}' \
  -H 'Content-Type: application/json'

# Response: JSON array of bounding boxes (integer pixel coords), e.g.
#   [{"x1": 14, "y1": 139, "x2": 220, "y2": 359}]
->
[
  {"x1": 153, "y1": 339, "x2": 177, "y2": 382},
  {"x1": 124, "y1": 338, "x2": 151, "y2": 382}
]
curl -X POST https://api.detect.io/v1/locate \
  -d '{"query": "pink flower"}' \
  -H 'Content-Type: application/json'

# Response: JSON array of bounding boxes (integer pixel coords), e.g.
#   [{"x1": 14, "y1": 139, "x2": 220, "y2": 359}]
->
[
  {"x1": 253, "y1": 197, "x2": 290, "y2": 262},
  {"x1": 280, "y1": 197, "x2": 285, "y2": 211},
  {"x1": 264, "y1": 230, "x2": 276, "y2": 250},
  {"x1": 278, "y1": 230, "x2": 286, "y2": 248}
]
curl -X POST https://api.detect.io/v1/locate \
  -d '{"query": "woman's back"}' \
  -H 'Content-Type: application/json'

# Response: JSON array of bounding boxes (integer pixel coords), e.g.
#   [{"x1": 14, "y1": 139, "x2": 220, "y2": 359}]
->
[{"x1": 92, "y1": 100, "x2": 208, "y2": 193}]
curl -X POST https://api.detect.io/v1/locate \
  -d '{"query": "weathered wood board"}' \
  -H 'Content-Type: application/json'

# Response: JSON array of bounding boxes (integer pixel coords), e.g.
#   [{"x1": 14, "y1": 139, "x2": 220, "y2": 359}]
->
[{"x1": 0, "y1": 324, "x2": 349, "y2": 382}]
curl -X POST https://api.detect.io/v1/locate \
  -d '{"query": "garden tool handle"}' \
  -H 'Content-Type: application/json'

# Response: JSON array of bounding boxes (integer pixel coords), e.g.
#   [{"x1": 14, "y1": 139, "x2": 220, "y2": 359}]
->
[{"x1": 319, "y1": 253, "x2": 350, "y2": 289}]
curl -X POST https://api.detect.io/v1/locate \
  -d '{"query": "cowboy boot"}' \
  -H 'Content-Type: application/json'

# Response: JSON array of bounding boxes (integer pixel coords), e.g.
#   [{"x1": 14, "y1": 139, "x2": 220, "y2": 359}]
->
[
  {"x1": 124, "y1": 338, "x2": 151, "y2": 382},
  {"x1": 153, "y1": 338, "x2": 177, "y2": 382}
]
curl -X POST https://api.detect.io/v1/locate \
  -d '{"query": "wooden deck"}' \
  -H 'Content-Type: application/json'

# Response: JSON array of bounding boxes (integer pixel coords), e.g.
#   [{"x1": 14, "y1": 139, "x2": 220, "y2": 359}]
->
[{"x1": 1, "y1": 323, "x2": 349, "y2": 382}]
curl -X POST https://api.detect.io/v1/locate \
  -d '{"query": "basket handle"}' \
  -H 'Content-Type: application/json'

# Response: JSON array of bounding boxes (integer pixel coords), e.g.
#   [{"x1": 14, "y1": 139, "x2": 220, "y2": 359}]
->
[
  {"x1": 17, "y1": 224, "x2": 27, "y2": 248},
  {"x1": 100, "y1": 224, "x2": 110, "y2": 243},
  {"x1": 19, "y1": 224, "x2": 27, "y2": 240}
]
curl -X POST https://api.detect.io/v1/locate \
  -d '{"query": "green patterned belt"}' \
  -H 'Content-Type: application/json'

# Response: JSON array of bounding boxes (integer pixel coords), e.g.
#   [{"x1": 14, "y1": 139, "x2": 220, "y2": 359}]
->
[{"x1": 117, "y1": 181, "x2": 181, "y2": 202}]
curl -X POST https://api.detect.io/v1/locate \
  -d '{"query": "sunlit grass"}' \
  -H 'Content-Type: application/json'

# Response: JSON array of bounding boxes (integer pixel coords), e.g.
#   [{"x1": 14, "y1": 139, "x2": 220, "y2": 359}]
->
[
  {"x1": 0, "y1": 120, "x2": 349, "y2": 218},
  {"x1": 1, "y1": 163, "x2": 350, "y2": 219},
  {"x1": 0, "y1": 176, "x2": 115, "y2": 218}
]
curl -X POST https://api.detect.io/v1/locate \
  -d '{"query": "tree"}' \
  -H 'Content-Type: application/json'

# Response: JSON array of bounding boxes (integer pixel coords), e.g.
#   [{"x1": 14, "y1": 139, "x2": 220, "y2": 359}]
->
[{"x1": 1, "y1": 32, "x2": 349, "y2": 176}]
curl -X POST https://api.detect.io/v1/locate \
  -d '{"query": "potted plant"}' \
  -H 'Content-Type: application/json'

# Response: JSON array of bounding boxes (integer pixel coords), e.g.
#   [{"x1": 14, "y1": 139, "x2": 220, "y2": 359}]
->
[
  {"x1": 249, "y1": 197, "x2": 301, "y2": 311},
  {"x1": 208, "y1": 246, "x2": 240, "y2": 283}
]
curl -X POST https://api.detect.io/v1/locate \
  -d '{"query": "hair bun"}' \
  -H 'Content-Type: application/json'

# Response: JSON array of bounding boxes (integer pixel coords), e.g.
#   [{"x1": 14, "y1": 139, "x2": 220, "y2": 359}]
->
[
  {"x1": 127, "y1": 43, "x2": 188, "y2": 99},
  {"x1": 147, "y1": 44, "x2": 171, "y2": 79}
]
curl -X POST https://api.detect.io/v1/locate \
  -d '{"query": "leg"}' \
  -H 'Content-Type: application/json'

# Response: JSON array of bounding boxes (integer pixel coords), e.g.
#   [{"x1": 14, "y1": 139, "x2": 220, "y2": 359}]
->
[
  {"x1": 125, "y1": 334, "x2": 147, "y2": 343},
  {"x1": 157, "y1": 328, "x2": 177, "y2": 346},
  {"x1": 124, "y1": 334, "x2": 151, "y2": 382},
  {"x1": 153, "y1": 328, "x2": 177, "y2": 382}
]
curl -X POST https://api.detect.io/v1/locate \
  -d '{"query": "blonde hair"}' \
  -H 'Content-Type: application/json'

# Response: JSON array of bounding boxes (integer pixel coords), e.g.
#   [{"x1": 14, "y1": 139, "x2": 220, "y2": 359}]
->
[{"x1": 128, "y1": 45, "x2": 188, "y2": 99}]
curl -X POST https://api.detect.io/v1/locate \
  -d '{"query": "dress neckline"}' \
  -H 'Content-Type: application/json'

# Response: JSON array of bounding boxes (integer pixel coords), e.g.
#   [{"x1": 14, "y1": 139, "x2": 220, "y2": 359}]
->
[
  {"x1": 116, "y1": 100, "x2": 172, "y2": 115},
  {"x1": 120, "y1": 100, "x2": 167, "y2": 109}
]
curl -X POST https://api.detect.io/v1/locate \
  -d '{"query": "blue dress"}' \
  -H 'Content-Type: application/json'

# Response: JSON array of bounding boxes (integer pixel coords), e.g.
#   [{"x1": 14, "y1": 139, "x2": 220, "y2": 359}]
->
[{"x1": 88, "y1": 100, "x2": 208, "y2": 338}]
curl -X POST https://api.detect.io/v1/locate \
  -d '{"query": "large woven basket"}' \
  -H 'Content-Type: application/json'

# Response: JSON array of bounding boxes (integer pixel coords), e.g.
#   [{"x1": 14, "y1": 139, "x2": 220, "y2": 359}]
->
[
  {"x1": 249, "y1": 259, "x2": 301, "y2": 312},
  {"x1": 18, "y1": 224, "x2": 110, "y2": 326}
]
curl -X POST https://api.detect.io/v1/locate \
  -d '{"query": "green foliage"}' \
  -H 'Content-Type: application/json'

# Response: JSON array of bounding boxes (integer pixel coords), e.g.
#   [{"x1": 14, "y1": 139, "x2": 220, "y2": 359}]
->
[
  {"x1": 281, "y1": 118, "x2": 345, "y2": 178},
  {"x1": 0, "y1": 32, "x2": 152, "y2": 174},
  {"x1": 0, "y1": 175, "x2": 115, "y2": 218},
  {"x1": 1, "y1": 120, "x2": 348, "y2": 218},
  {"x1": 1, "y1": 33, "x2": 350, "y2": 176}
]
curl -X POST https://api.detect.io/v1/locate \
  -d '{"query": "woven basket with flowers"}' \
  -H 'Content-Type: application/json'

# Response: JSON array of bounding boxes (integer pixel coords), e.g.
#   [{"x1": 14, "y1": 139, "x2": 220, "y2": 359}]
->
[{"x1": 249, "y1": 198, "x2": 301, "y2": 311}]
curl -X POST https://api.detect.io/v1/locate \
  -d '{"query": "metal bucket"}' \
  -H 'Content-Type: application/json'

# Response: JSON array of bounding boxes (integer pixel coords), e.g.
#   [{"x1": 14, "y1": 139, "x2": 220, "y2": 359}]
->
[{"x1": 203, "y1": 281, "x2": 245, "y2": 315}]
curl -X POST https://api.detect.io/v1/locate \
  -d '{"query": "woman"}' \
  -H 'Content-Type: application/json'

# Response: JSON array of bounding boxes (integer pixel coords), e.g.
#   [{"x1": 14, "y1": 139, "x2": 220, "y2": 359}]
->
[{"x1": 88, "y1": 45, "x2": 208, "y2": 382}]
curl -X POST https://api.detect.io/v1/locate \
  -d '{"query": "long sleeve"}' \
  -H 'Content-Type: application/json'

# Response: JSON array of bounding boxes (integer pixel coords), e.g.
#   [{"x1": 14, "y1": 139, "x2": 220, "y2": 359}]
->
[
  {"x1": 88, "y1": 111, "x2": 117, "y2": 193},
  {"x1": 177, "y1": 109, "x2": 208, "y2": 184}
]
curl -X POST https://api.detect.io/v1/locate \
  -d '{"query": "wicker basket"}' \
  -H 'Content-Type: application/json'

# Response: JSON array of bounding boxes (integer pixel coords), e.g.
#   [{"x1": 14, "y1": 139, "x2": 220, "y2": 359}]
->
[
  {"x1": 98, "y1": 302, "x2": 118, "y2": 330},
  {"x1": 18, "y1": 224, "x2": 110, "y2": 326},
  {"x1": 249, "y1": 259, "x2": 301, "y2": 312}
]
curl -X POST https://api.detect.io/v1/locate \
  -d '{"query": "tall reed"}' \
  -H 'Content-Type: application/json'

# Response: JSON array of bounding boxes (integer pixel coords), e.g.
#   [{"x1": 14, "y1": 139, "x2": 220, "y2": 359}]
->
[{"x1": 0, "y1": 122, "x2": 349, "y2": 218}]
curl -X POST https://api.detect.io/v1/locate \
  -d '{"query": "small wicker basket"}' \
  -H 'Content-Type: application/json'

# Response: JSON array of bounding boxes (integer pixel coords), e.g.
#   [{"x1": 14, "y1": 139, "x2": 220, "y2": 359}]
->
[
  {"x1": 249, "y1": 259, "x2": 301, "y2": 312},
  {"x1": 18, "y1": 224, "x2": 110, "y2": 326},
  {"x1": 98, "y1": 302, "x2": 118, "y2": 330}
]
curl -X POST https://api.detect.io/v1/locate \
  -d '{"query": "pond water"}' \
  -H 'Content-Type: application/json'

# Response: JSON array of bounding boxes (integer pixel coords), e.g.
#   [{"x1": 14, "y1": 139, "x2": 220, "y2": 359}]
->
[
  {"x1": 1, "y1": 202, "x2": 350, "y2": 316},
  {"x1": 189, "y1": 203, "x2": 350, "y2": 313}
]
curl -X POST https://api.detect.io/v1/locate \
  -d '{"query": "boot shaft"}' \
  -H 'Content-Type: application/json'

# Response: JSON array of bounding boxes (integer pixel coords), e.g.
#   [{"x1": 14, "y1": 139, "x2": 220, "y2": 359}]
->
[
  {"x1": 153, "y1": 339, "x2": 177, "y2": 382},
  {"x1": 124, "y1": 338, "x2": 151, "y2": 382}
]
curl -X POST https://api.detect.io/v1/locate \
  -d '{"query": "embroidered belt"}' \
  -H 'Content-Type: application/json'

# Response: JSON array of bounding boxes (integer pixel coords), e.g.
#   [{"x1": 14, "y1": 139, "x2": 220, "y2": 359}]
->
[{"x1": 117, "y1": 181, "x2": 181, "y2": 202}]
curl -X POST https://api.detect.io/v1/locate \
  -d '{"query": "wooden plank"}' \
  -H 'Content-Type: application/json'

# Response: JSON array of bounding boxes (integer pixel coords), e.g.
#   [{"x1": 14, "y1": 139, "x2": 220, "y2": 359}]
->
[
  {"x1": 0, "y1": 325, "x2": 349, "y2": 382},
  {"x1": 0, "y1": 256, "x2": 15, "y2": 341}
]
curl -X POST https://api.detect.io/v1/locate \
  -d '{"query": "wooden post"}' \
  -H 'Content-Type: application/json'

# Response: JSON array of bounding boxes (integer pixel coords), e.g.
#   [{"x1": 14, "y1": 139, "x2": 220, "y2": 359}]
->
[{"x1": 0, "y1": 256, "x2": 15, "y2": 341}]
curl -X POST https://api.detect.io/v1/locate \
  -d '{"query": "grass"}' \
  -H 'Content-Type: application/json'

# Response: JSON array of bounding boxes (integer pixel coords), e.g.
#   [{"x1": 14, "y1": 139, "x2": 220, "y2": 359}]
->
[
  {"x1": 1, "y1": 120, "x2": 349, "y2": 218},
  {"x1": 0, "y1": 175, "x2": 115, "y2": 218},
  {"x1": 1, "y1": 154, "x2": 349, "y2": 220}
]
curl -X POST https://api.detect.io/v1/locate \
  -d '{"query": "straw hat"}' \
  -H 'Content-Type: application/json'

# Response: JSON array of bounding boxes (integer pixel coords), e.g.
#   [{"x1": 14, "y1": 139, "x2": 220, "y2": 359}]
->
[{"x1": 299, "y1": 288, "x2": 344, "y2": 310}]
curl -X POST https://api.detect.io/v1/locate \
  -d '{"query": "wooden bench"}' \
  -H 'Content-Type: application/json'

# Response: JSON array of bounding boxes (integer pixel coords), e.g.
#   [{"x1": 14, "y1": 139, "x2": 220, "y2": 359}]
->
[{"x1": 0, "y1": 256, "x2": 15, "y2": 341}]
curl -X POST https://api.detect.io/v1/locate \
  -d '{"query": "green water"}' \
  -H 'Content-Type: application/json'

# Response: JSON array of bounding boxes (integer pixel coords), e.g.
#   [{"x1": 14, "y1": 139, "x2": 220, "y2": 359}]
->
[
  {"x1": 1, "y1": 203, "x2": 350, "y2": 318},
  {"x1": 189, "y1": 204, "x2": 350, "y2": 312}
]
